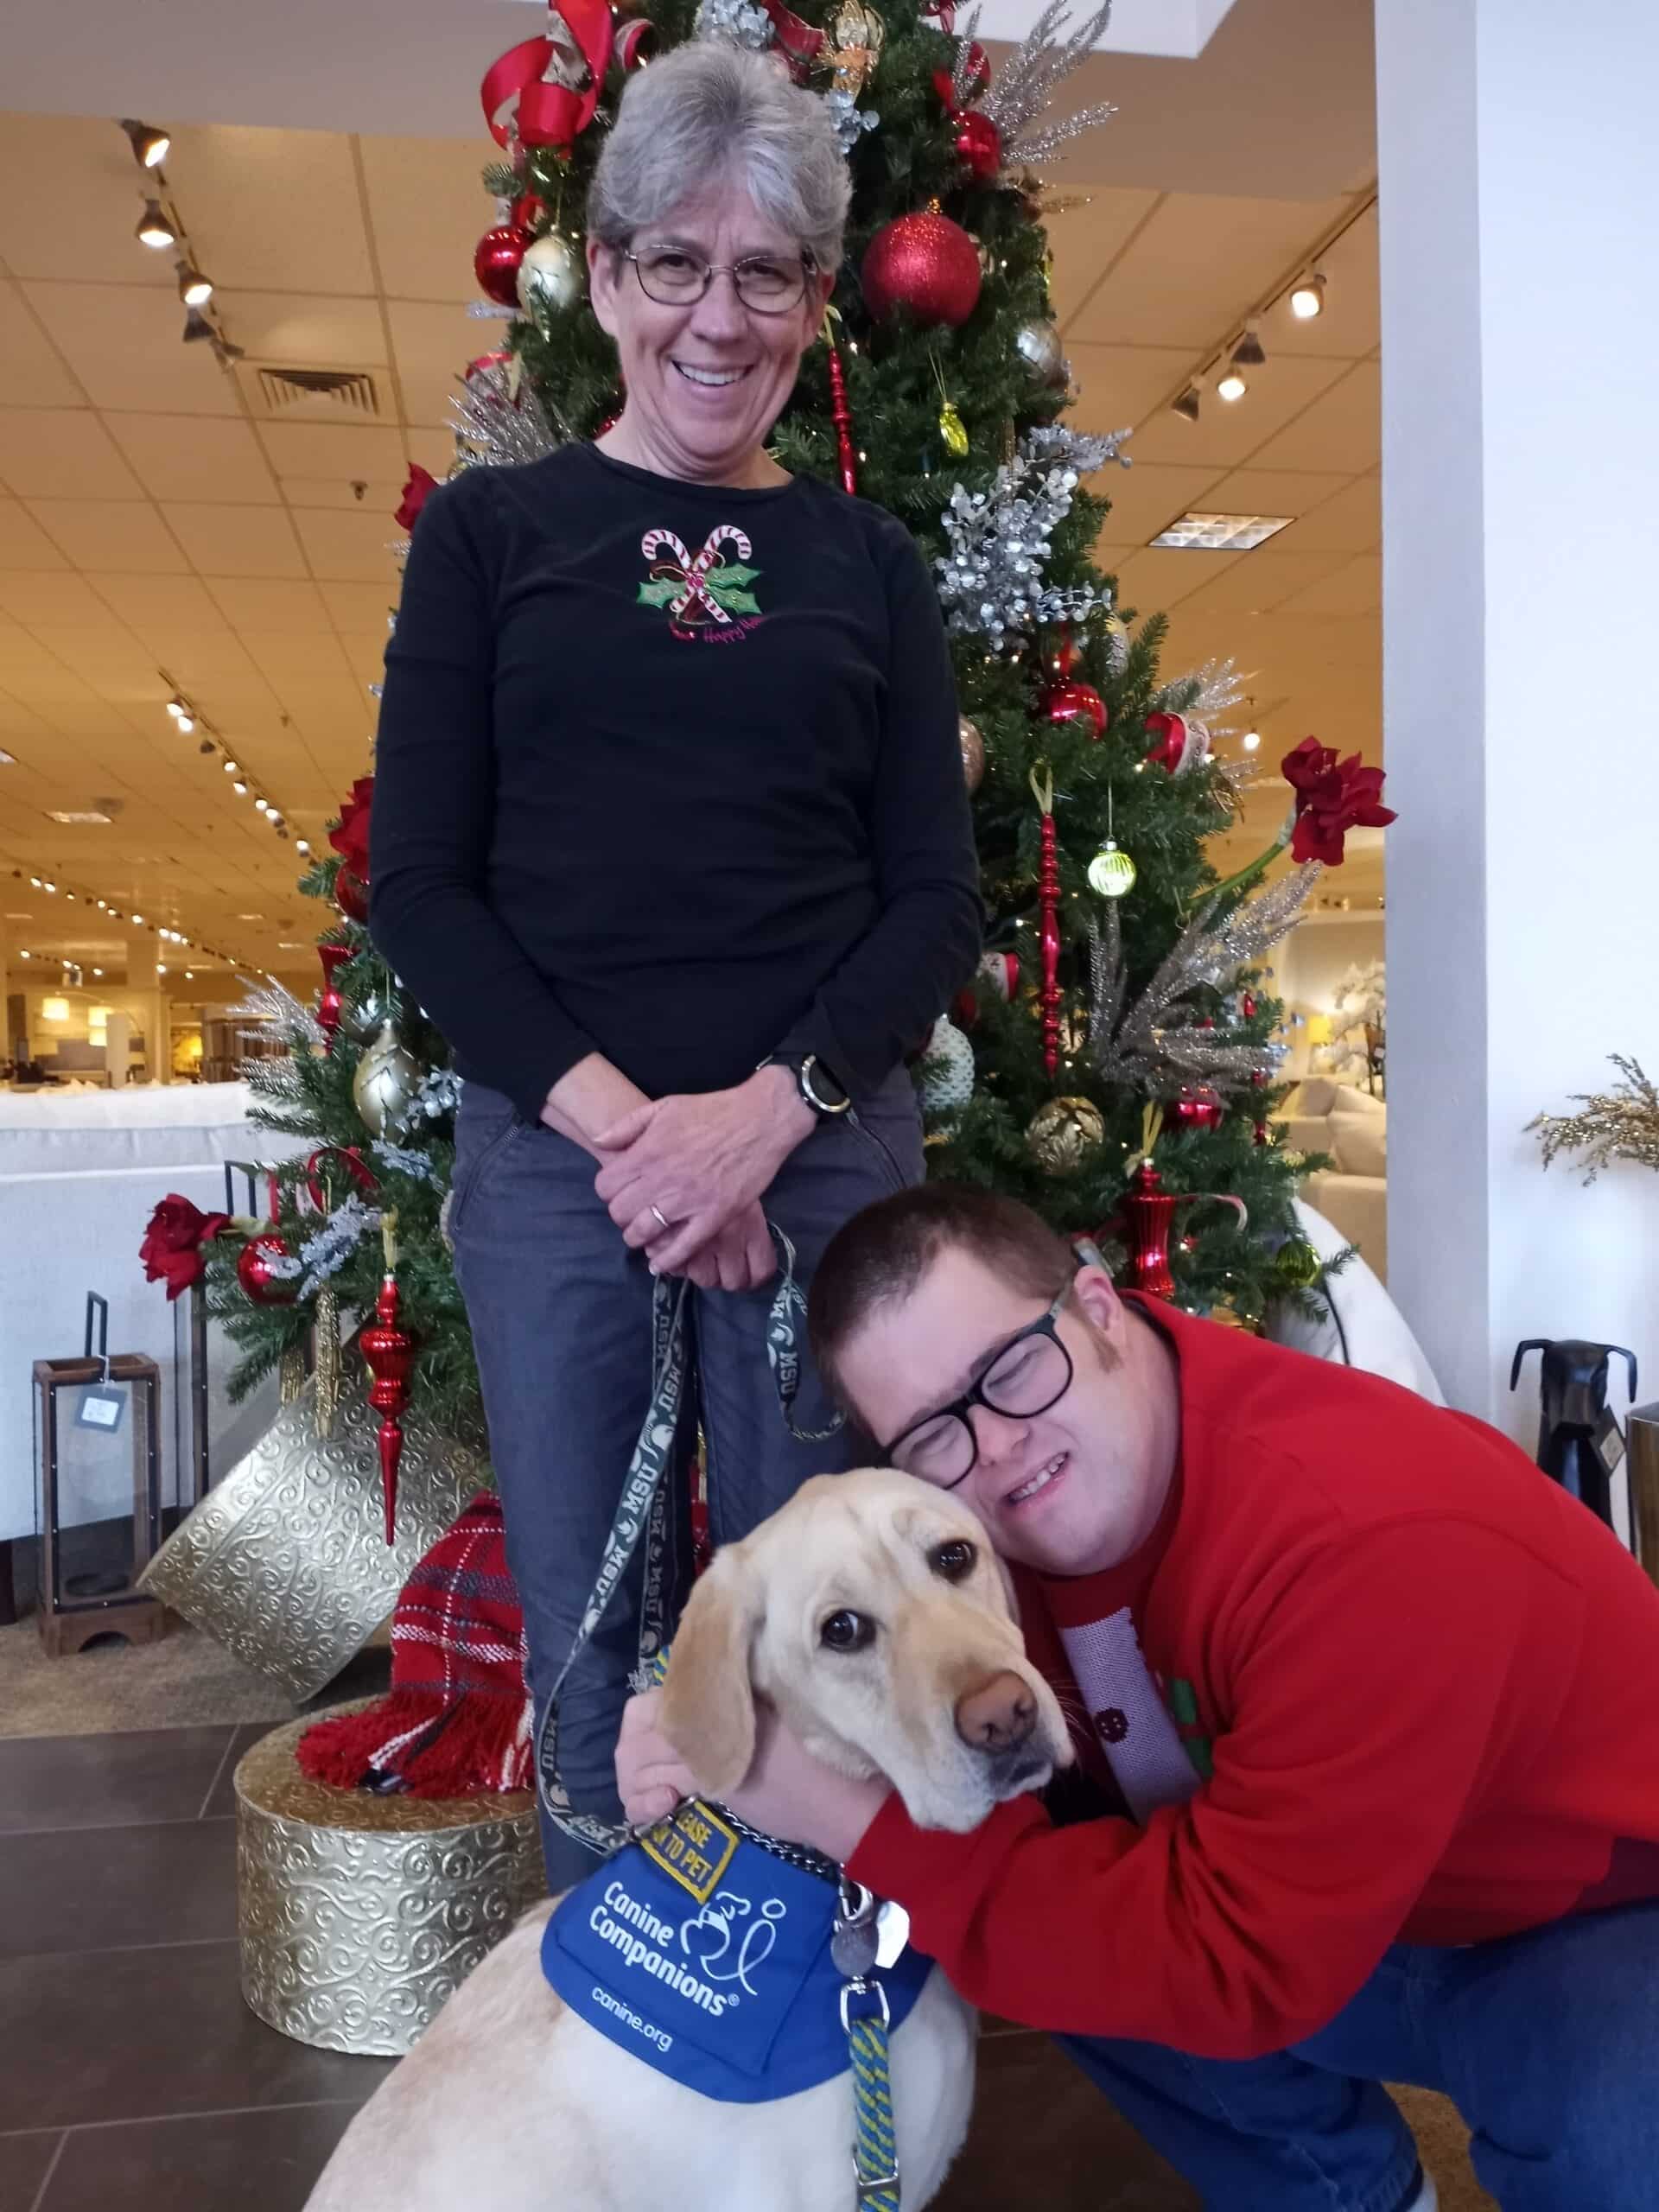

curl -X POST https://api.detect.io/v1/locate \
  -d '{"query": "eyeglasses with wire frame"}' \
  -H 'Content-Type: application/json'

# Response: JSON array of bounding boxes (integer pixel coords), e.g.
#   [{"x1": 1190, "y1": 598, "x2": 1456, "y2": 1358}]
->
[
  {"x1": 880, "y1": 1282, "x2": 1077, "y2": 1491},
  {"x1": 622, "y1": 244, "x2": 817, "y2": 315}
]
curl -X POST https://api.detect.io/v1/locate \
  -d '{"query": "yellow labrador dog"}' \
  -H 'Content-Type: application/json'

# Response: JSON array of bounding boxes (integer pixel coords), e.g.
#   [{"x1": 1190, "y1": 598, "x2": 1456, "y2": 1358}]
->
[{"x1": 306, "y1": 1467, "x2": 1070, "y2": 2212}]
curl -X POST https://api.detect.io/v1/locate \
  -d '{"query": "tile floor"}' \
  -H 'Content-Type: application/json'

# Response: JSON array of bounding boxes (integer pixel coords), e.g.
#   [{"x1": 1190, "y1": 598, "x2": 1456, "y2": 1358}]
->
[{"x1": 0, "y1": 1719, "x2": 1200, "y2": 2210}]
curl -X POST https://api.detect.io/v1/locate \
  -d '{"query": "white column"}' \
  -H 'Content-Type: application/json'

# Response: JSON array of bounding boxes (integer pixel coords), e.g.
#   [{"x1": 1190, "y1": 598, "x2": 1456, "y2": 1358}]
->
[{"x1": 1376, "y1": 0, "x2": 1659, "y2": 1436}]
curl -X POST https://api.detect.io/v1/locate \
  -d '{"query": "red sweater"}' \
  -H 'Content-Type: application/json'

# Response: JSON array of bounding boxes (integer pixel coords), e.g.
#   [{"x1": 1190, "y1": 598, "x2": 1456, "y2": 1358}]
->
[{"x1": 849, "y1": 1302, "x2": 1659, "y2": 2059}]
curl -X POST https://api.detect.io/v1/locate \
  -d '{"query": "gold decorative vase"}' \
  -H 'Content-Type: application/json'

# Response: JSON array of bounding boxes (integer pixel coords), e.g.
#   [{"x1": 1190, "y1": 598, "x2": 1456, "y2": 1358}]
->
[
  {"x1": 235, "y1": 1710, "x2": 544, "y2": 2056},
  {"x1": 139, "y1": 1350, "x2": 488, "y2": 1700}
]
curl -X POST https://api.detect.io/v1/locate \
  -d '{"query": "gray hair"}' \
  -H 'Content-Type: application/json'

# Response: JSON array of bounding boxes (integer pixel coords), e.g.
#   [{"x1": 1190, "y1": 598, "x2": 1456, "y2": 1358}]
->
[{"x1": 587, "y1": 44, "x2": 850, "y2": 273}]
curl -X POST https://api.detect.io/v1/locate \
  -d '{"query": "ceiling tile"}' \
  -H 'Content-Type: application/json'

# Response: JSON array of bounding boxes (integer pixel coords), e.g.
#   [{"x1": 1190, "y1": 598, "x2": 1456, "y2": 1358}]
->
[
  {"x1": 1068, "y1": 344, "x2": 1204, "y2": 432},
  {"x1": 283, "y1": 474, "x2": 410, "y2": 513},
  {"x1": 1110, "y1": 544, "x2": 1245, "y2": 615},
  {"x1": 104, "y1": 414, "x2": 282, "y2": 505},
  {"x1": 22, "y1": 283, "x2": 242, "y2": 416},
  {"x1": 1122, "y1": 355, "x2": 1353, "y2": 470},
  {"x1": 161, "y1": 124, "x2": 374, "y2": 296},
  {"x1": 225, "y1": 292, "x2": 389, "y2": 367},
  {"x1": 0, "y1": 408, "x2": 147, "y2": 501},
  {"x1": 387, "y1": 300, "x2": 479, "y2": 428},
  {"x1": 257, "y1": 419, "x2": 410, "y2": 483},
  {"x1": 0, "y1": 500, "x2": 70, "y2": 571},
  {"x1": 1273, "y1": 552, "x2": 1382, "y2": 616},
  {"x1": 25, "y1": 500, "x2": 191, "y2": 573},
  {"x1": 160, "y1": 503, "x2": 308, "y2": 578},
  {"x1": 1268, "y1": 473, "x2": 1381, "y2": 555},
  {"x1": 321, "y1": 581, "x2": 400, "y2": 631},
  {"x1": 0, "y1": 118, "x2": 181, "y2": 289},
  {"x1": 359, "y1": 137, "x2": 504, "y2": 305},
  {"x1": 1067, "y1": 193, "x2": 1355, "y2": 351},
  {"x1": 1047, "y1": 188, "x2": 1163, "y2": 328},
  {"x1": 1201, "y1": 467, "x2": 1355, "y2": 516},
  {"x1": 0, "y1": 281, "x2": 79, "y2": 409},
  {"x1": 0, "y1": 573, "x2": 118, "y2": 627},
  {"x1": 1169, "y1": 548, "x2": 1349, "y2": 616},
  {"x1": 290, "y1": 506, "x2": 404, "y2": 584},
  {"x1": 84, "y1": 573, "x2": 232, "y2": 638},
  {"x1": 1090, "y1": 462, "x2": 1227, "y2": 546},
  {"x1": 204, "y1": 577, "x2": 334, "y2": 632},
  {"x1": 1245, "y1": 360, "x2": 1380, "y2": 473}
]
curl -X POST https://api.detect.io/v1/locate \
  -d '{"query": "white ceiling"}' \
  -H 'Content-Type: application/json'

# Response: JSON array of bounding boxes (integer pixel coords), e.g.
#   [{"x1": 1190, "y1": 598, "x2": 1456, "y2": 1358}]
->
[{"x1": 0, "y1": 0, "x2": 1382, "y2": 984}]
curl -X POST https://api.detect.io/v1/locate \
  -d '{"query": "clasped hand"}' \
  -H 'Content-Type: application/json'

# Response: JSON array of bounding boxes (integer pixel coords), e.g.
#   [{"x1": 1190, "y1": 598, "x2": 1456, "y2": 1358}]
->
[{"x1": 594, "y1": 1073, "x2": 812, "y2": 1291}]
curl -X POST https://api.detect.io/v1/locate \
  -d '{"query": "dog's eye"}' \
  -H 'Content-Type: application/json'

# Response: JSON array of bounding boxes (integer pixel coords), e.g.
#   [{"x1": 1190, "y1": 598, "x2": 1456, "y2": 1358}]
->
[
  {"x1": 820, "y1": 1609, "x2": 875, "y2": 1653},
  {"x1": 930, "y1": 1540, "x2": 977, "y2": 1582}
]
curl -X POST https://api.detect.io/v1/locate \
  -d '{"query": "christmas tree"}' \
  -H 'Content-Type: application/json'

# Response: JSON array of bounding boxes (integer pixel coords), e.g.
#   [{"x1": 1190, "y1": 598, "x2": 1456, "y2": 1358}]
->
[{"x1": 177, "y1": 0, "x2": 1394, "y2": 1429}]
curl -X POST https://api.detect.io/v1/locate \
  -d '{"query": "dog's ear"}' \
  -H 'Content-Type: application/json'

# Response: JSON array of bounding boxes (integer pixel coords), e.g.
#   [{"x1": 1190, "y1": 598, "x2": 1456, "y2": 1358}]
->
[{"x1": 660, "y1": 1544, "x2": 762, "y2": 1797}]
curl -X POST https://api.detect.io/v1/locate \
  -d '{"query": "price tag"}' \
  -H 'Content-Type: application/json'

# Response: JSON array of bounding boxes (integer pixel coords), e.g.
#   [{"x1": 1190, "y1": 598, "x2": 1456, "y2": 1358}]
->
[
  {"x1": 1595, "y1": 1407, "x2": 1626, "y2": 1478},
  {"x1": 76, "y1": 1386, "x2": 124, "y2": 1433}
]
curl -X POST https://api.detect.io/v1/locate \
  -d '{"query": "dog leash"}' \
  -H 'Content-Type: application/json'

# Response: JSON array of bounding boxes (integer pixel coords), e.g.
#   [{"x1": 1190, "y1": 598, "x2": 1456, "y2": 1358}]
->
[{"x1": 536, "y1": 1221, "x2": 842, "y2": 1859}]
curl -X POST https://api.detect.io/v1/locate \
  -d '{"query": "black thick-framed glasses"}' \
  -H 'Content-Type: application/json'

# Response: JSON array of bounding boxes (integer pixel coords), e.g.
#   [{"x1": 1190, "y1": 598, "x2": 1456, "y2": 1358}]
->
[
  {"x1": 623, "y1": 244, "x2": 816, "y2": 315},
  {"x1": 881, "y1": 1282, "x2": 1077, "y2": 1491}
]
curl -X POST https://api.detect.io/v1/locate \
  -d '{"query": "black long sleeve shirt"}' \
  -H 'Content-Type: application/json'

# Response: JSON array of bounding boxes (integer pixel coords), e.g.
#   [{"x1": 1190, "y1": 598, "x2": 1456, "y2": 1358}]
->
[{"x1": 369, "y1": 442, "x2": 981, "y2": 1123}]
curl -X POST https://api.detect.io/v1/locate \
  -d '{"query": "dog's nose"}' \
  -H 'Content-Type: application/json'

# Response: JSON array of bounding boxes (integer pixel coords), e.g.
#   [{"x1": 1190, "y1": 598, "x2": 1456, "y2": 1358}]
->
[{"x1": 954, "y1": 1672, "x2": 1037, "y2": 1754}]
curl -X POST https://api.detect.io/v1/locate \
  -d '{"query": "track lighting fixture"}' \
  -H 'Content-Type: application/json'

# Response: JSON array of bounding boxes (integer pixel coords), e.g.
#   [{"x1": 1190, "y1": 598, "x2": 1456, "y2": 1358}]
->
[
  {"x1": 137, "y1": 200, "x2": 175, "y2": 250},
  {"x1": 165, "y1": 696, "x2": 186, "y2": 717},
  {"x1": 1171, "y1": 385, "x2": 1201, "y2": 424},
  {"x1": 1217, "y1": 365, "x2": 1247, "y2": 404},
  {"x1": 176, "y1": 715, "x2": 194, "y2": 734},
  {"x1": 181, "y1": 307, "x2": 215, "y2": 344},
  {"x1": 199, "y1": 739, "x2": 214, "y2": 755},
  {"x1": 1289, "y1": 271, "x2": 1326, "y2": 321},
  {"x1": 176, "y1": 262, "x2": 213, "y2": 308},
  {"x1": 120, "y1": 119, "x2": 171, "y2": 169},
  {"x1": 1232, "y1": 328, "x2": 1267, "y2": 369}
]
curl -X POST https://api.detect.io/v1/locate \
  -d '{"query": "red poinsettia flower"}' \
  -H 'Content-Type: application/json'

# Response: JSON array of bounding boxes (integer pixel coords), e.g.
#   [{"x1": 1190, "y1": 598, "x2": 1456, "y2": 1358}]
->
[
  {"x1": 1281, "y1": 737, "x2": 1396, "y2": 866},
  {"x1": 140, "y1": 1192, "x2": 230, "y2": 1300},
  {"x1": 328, "y1": 774, "x2": 375, "y2": 880},
  {"x1": 393, "y1": 465, "x2": 439, "y2": 532}
]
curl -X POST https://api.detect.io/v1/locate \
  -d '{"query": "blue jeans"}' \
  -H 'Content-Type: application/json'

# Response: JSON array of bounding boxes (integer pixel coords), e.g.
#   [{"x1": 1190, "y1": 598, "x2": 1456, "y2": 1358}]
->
[
  {"x1": 448, "y1": 1067, "x2": 923, "y2": 1889},
  {"x1": 1063, "y1": 1900, "x2": 1659, "y2": 2209}
]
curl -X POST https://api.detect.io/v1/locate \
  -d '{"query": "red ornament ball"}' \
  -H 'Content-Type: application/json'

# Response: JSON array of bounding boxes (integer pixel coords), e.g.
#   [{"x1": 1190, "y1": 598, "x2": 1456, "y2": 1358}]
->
[
  {"x1": 474, "y1": 223, "x2": 531, "y2": 308},
  {"x1": 955, "y1": 111, "x2": 1001, "y2": 181},
  {"x1": 1045, "y1": 679, "x2": 1108, "y2": 739},
  {"x1": 1168, "y1": 1085, "x2": 1224, "y2": 1134},
  {"x1": 861, "y1": 213, "x2": 982, "y2": 327},
  {"x1": 238, "y1": 1233, "x2": 296, "y2": 1306},
  {"x1": 1241, "y1": 990, "x2": 1258, "y2": 1020},
  {"x1": 335, "y1": 867, "x2": 370, "y2": 925}
]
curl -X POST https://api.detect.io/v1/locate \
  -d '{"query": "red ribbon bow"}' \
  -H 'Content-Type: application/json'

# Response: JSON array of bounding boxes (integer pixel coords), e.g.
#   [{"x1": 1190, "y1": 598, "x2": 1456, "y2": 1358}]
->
[{"x1": 480, "y1": 0, "x2": 614, "y2": 151}]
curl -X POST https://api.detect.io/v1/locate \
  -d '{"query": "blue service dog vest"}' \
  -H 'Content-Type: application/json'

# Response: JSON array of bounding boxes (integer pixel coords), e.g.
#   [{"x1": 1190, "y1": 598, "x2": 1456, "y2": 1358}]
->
[{"x1": 542, "y1": 1798, "x2": 930, "y2": 2103}]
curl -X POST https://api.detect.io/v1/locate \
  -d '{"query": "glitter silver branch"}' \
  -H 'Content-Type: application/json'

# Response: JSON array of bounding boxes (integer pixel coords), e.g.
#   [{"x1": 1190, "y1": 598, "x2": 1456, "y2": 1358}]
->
[
  {"x1": 229, "y1": 975, "x2": 324, "y2": 1051},
  {"x1": 935, "y1": 431, "x2": 1123, "y2": 645},
  {"x1": 696, "y1": 0, "x2": 774, "y2": 48},
  {"x1": 978, "y1": 0, "x2": 1119, "y2": 168},
  {"x1": 1088, "y1": 863, "x2": 1318, "y2": 1094},
  {"x1": 449, "y1": 359, "x2": 563, "y2": 470},
  {"x1": 824, "y1": 88, "x2": 880, "y2": 153}
]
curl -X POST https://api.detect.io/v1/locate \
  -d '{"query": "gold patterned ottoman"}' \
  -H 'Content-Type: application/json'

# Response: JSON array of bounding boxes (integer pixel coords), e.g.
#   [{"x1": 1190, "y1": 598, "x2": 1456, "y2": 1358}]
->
[{"x1": 235, "y1": 1707, "x2": 546, "y2": 2056}]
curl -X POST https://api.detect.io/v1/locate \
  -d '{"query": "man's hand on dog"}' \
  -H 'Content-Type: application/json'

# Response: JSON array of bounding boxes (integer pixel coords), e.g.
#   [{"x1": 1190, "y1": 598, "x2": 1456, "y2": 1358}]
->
[{"x1": 616, "y1": 1688, "x2": 889, "y2": 1864}]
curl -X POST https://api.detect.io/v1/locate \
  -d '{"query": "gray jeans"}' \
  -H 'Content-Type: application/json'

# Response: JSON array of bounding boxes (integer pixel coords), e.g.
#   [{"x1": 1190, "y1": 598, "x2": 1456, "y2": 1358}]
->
[{"x1": 448, "y1": 1068, "x2": 924, "y2": 1887}]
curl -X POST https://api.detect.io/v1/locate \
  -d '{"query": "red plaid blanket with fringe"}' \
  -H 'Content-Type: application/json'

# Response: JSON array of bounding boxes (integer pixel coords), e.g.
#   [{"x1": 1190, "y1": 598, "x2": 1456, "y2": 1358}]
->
[{"x1": 297, "y1": 1491, "x2": 533, "y2": 1798}]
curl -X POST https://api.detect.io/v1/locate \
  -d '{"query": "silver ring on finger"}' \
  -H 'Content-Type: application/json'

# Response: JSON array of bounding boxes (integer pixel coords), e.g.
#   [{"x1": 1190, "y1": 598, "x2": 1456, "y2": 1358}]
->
[{"x1": 650, "y1": 1205, "x2": 671, "y2": 1231}]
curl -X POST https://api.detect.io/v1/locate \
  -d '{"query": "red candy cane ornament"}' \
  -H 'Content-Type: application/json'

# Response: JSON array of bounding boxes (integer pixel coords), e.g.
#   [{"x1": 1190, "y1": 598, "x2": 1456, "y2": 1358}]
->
[{"x1": 1032, "y1": 767, "x2": 1062, "y2": 1078}]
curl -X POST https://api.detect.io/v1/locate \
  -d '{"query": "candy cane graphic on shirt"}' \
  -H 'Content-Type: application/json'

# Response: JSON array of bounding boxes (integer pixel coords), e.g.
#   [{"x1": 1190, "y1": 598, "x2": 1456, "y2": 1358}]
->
[{"x1": 639, "y1": 524, "x2": 753, "y2": 624}]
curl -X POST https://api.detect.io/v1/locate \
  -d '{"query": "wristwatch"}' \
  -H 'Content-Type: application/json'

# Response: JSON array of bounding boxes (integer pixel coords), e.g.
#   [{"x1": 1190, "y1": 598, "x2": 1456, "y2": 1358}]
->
[{"x1": 761, "y1": 1052, "x2": 853, "y2": 1118}]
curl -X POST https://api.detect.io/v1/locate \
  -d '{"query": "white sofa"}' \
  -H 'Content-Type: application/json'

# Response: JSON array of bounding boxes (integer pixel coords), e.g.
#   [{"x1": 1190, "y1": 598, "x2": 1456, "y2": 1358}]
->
[{"x1": 1278, "y1": 1077, "x2": 1388, "y2": 1280}]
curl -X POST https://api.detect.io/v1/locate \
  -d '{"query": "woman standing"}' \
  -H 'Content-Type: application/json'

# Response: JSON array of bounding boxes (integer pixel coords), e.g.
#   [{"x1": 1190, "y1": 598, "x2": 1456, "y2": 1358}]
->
[{"x1": 371, "y1": 43, "x2": 979, "y2": 1884}]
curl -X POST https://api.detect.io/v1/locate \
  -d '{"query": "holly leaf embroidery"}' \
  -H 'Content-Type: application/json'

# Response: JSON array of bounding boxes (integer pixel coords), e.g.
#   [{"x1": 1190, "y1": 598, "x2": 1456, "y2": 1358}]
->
[
  {"x1": 636, "y1": 578, "x2": 682, "y2": 607},
  {"x1": 705, "y1": 563, "x2": 760, "y2": 589},
  {"x1": 703, "y1": 565, "x2": 762, "y2": 615}
]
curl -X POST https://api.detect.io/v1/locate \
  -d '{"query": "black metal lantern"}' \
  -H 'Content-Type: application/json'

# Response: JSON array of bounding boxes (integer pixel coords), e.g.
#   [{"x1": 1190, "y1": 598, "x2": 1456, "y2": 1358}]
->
[{"x1": 32, "y1": 1294, "x2": 165, "y2": 1656}]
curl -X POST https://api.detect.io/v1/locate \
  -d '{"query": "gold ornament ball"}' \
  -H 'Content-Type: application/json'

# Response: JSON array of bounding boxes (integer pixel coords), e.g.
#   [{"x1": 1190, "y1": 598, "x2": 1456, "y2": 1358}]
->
[
  {"x1": 959, "y1": 715, "x2": 985, "y2": 792},
  {"x1": 1027, "y1": 1096, "x2": 1105, "y2": 1176},
  {"x1": 1275, "y1": 1236, "x2": 1324, "y2": 1290},
  {"x1": 516, "y1": 233, "x2": 584, "y2": 318},
  {"x1": 353, "y1": 1019, "x2": 423, "y2": 1139},
  {"x1": 1087, "y1": 839, "x2": 1137, "y2": 899}
]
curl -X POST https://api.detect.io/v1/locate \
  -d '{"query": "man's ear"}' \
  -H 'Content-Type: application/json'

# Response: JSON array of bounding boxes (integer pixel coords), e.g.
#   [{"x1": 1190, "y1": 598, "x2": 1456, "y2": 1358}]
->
[
  {"x1": 1071, "y1": 1264, "x2": 1125, "y2": 1345},
  {"x1": 659, "y1": 1544, "x2": 762, "y2": 1796}
]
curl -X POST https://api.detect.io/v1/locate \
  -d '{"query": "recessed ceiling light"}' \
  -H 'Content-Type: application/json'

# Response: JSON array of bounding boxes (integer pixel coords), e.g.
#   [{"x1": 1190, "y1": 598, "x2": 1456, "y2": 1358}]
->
[
  {"x1": 1289, "y1": 272, "x2": 1326, "y2": 321},
  {"x1": 46, "y1": 810, "x2": 114, "y2": 825},
  {"x1": 1148, "y1": 512, "x2": 1294, "y2": 551},
  {"x1": 237, "y1": 912, "x2": 264, "y2": 920}
]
